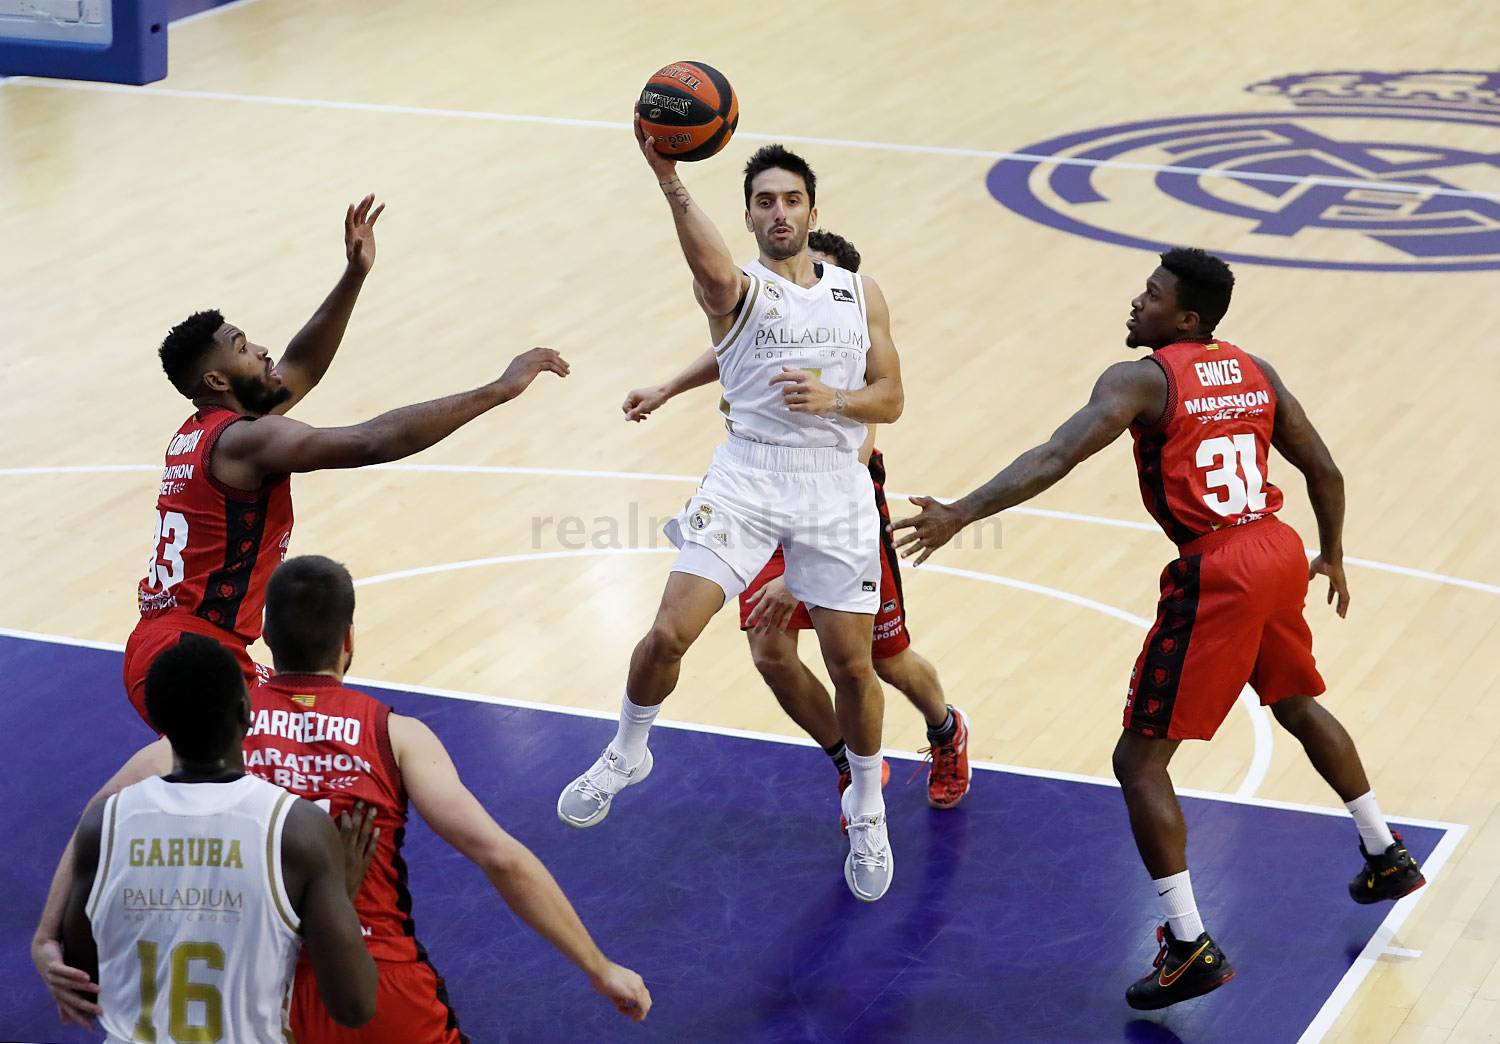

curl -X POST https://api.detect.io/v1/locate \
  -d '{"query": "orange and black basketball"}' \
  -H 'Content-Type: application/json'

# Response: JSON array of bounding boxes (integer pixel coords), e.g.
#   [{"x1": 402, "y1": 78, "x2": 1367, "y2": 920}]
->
[{"x1": 636, "y1": 61, "x2": 739, "y2": 162}]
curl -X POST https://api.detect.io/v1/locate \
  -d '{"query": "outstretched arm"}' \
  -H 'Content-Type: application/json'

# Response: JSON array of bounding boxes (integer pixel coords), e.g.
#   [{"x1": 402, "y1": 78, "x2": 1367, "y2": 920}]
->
[
  {"x1": 215, "y1": 347, "x2": 569, "y2": 484},
  {"x1": 272, "y1": 195, "x2": 385, "y2": 414},
  {"x1": 892, "y1": 359, "x2": 1165, "y2": 563},
  {"x1": 390, "y1": 714, "x2": 651, "y2": 1021},
  {"x1": 636, "y1": 116, "x2": 746, "y2": 319},
  {"x1": 1254, "y1": 355, "x2": 1349, "y2": 616},
  {"x1": 623, "y1": 348, "x2": 720, "y2": 421}
]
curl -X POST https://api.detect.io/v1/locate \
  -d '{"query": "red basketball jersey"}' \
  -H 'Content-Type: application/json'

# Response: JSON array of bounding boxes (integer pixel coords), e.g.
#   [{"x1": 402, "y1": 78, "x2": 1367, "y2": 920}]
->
[
  {"x1": 244, "y1": 675, "x2": 419, "y2": 964},
  {"x1": 1129, "y1": 340, "x2": 1284, "y2": 546},
  {"x1": 137, "y1": 407, "x2": 294, "y2": 645}
]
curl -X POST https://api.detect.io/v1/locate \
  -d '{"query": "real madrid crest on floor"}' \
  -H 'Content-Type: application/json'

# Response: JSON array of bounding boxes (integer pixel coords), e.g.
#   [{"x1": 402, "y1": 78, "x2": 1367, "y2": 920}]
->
[{"x1": 987, "y1": 70, "x2": 1500, "y2": 271}]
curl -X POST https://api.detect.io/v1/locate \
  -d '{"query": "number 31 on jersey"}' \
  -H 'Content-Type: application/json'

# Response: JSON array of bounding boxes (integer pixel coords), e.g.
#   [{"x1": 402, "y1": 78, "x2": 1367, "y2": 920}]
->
[{"x1": 1197, "y1": 434, "x2": 1267, "y2": 517}]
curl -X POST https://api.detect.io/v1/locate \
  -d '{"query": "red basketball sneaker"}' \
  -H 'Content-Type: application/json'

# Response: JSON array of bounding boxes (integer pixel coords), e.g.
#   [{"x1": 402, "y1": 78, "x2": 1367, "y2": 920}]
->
[
  {"x1": 838, "y1": 758, "x2": 890, "y2": 836},
  {"x1": 921, "y1": 707, "x2": 972, "y2": 809}
]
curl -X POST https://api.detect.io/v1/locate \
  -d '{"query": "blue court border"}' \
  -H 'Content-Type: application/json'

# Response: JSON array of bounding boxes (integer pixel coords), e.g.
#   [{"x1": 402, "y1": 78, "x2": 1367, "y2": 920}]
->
[{"x1": 0, "y1": 631, "x2": 1465, "y2": 1043}]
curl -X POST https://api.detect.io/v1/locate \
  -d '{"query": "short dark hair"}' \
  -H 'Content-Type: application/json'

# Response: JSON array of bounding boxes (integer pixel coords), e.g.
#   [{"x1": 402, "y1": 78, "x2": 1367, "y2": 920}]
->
[
  {"x1": 159, "y1": 309, "x2": 225, "y2": 395},
  {"x1": 1158, "y1": 248, "x2": 1234, "y2": 334},
  {"x1": 807, "y1": 230, "x2": 860, "y2": 272},
  {"x1": 743, "y1": 144, "x2": 816, "y2": 208},
  {"x1": 263, "y1": 555, "x2": 356, "y2": 672},
  {"x1": 144, "y1": 634, "x2": 247, "y2": 762}
]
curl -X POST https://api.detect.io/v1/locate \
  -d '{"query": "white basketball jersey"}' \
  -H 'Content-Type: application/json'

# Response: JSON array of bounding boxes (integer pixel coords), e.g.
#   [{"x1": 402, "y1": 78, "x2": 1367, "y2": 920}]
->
[
  {"x1": 714, "y1": 258, "x2": 871, "y2": 453},
  {"x1": 87, "y1": 774, "x2": 302, "y2": 1044}
]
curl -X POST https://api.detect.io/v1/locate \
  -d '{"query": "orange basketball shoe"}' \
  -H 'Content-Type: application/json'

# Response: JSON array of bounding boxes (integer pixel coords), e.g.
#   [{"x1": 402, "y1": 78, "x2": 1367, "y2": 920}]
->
[{"x1": 921, "y1": 707, "x2": 972, "y2": 809}]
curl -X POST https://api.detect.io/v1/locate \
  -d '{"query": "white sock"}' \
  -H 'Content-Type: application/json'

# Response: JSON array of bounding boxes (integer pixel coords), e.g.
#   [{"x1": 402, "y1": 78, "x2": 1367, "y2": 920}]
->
[
  {"x1": 1152, "y1": 870, "x2": 1205, "y2": 941},
  {"x1": 845, "y1": 750, "x2": 885, "y2": 819},
  {"x1": 609, "y1": 695, "x2": 659, "y2": 768},
  {"x1": 1345, "y1": 790, "x2": 1396, "y2": 856}
]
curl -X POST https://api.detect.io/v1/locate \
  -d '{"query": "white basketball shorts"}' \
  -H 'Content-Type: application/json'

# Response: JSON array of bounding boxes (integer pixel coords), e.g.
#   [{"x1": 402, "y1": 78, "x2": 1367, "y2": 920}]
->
[{"x1": 664, "y1": 435, "x2": 881, "y2": 614}]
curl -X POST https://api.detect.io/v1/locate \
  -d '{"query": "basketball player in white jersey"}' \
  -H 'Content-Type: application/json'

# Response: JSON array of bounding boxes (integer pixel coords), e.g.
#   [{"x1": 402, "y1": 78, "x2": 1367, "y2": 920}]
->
[
  {"x1": 58, "y1": 635, "x2": 377, "y2": 1041},
  {"x1": 620, "y1": 230, "x2": 972, "y2": 816},
  {"x1": 558, "y1": 122, "x2": 906, "y2": 901}
]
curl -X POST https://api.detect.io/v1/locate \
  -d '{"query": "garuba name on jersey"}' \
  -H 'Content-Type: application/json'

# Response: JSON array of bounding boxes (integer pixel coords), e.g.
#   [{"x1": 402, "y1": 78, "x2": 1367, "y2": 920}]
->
[
  {"x1": 86, "y1": 774, "x2": 301, "y2": 1044},
  {"x1": 714, "y1": 259, "x2": 871, "y2": 454}
]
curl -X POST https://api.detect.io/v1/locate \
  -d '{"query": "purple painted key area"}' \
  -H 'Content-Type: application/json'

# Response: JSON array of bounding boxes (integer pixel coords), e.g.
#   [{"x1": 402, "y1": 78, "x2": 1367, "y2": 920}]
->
[{"x1": 0, "y1": 636, "x2": 1442, "y2": 1042}]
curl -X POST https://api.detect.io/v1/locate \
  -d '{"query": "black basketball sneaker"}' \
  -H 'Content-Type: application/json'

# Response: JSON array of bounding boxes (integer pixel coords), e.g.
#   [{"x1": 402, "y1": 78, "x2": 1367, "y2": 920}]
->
[
  {"x1": 1125, "y1": 923, "x2": 1236, "y2": 1011},
  {"x1": 1349, "y1": 831, "x2": 1426, "y2": 904}
]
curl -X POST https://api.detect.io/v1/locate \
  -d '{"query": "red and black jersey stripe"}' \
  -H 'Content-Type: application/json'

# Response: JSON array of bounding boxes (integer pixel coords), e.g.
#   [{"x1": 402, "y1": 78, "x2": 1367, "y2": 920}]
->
[{"x1": 1128, "y1": 556, "x2": 1202, "y2": 736}]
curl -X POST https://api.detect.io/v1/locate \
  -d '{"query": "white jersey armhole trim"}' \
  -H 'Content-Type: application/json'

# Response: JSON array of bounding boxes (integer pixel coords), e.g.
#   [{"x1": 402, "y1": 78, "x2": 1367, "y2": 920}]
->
[
  {"x1": 852, "y1": 272, "x2": 869, "y2": 328},
  {"x1": 83, "y1": 793, "x2": 120, "y2": 922},
  {"x1": 713, "y1": 272, "x2": 761, "y2": 356},
  {"x1": 266, "y1": 790, "x2": 301, "y2": 936}
]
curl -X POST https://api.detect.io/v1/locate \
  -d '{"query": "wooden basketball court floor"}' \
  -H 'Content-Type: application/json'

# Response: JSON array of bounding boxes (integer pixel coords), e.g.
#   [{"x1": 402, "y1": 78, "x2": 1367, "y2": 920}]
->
[{"x1": 2, "y1": 2, "x2": 1499, "y2": 1040}]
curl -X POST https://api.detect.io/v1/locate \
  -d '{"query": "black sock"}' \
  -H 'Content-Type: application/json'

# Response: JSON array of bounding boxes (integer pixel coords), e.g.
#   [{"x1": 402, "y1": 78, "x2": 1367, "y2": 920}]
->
[
  {"x1": 824, "y1": 740, "x2": 850, "y2": 775},
  {"x1": 926, "y1": 707, "x2": 956, "y2": 745}
]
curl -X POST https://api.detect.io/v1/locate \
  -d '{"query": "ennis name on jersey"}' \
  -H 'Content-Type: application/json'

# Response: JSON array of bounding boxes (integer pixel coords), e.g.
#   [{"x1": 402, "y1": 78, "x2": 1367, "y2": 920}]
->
[{"x1": 1130, "y1": 340, "x2": 1284, "y2": 545}]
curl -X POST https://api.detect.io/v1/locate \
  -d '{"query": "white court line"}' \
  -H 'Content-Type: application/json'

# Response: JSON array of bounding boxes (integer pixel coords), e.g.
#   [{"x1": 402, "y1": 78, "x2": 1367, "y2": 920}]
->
[
  {"x1": 919, "y1": 561, "x2": 1275, "y2": 799},
  {"x1": 1298, "y1": 821, "x2": 1467, "y2": 1043},
  {"x1": 0, "y1": 625, "x2": 1460, "y2": 830},
  {"x1": 0, "y1": 622, "x2": 1467, "y2": 1041},
  {"x1": 5, "y1": 461, "x2": 1497, "y2": 598},
  {"x1": 9, "y1": 79, "x2": 1500, "y2": 204},
  {"x1": 355, "y1": 545, "x2": 1274, "y2": 795},
  {"x1": 0, "y1": 0, "x2": 264, "y2": 91},
  {"x1": 353, "y1": 546, "x2": 674, "y2": 588}
]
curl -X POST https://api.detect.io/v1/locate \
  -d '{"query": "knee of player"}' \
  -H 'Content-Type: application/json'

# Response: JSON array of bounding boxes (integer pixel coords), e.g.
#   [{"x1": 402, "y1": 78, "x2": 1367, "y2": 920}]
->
[
  {"x1": 1269, "y1": 695, "x2": 1316, "y2": 732},
  {"x1": 872, "y1": 650, "x2": 914, "y2": 688},
  {"x1": 748, "y1": 637, "x2": 800, "y2": 679},
  {"x1": 642, "y1": 619, "x2": 694, "y2": 661},
  {"x1": 1111, "y1": 734, "x2": 1148, "y2": 786},
  {"x1": 824, "y1": 654, "x2": 877, "y2": 690}
]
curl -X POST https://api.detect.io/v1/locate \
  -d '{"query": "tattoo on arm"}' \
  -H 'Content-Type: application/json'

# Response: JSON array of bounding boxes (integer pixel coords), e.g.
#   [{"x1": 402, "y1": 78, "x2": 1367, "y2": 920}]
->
[{"x1": 660, "y1": 178, "x2": 691, "y2": 212}]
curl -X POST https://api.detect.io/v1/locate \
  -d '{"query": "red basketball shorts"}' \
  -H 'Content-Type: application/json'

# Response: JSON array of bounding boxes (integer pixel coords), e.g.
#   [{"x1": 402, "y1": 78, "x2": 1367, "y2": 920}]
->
[
  {"x1": 1124, "y1": 517, "x2": 1326, "y2": 741},
  {"x1": 291, "y1": 958, "x2": 467, "y2": 1044},
  {"x1": 123, "y1": 616, "x2": 269, "y2": 730},
  {"x1": 738, "y1": 473, "x2": 911, "y2": 660}
]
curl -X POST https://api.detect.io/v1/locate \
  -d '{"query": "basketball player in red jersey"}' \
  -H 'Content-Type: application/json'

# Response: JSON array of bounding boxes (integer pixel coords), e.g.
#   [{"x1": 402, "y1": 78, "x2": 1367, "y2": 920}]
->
[
  {"x1": 125, "y1": 195, "x2": 569, "y2": 726},
  {"x1": 621, "y1": 230, "x2": 971, "y2": 814},
  {"x1": 38, "y1": 556, "x2": 651, "y2": 1038},
  {"x1": 892, "y1": 248, "x2": 1424, "y2": 1009}
]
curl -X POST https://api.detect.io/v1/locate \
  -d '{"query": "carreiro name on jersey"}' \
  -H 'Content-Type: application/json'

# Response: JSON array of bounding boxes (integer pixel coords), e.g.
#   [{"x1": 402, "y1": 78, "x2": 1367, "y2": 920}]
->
[
  {"x1": 249, "y1": 707, "x2": 363, "y2": 745},
  {"x1": 1184, "y1": 390, "x2": 1271, "y2": 416}
]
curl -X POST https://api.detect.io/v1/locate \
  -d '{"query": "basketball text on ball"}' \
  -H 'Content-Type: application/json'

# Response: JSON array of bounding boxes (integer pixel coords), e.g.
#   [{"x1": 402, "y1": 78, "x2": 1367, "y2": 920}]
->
[
  {"x1": 658, "y1": 65, "x2": 703, "y2": 90},
  {"x1": 640, "y1": 91, "x2": 692, "y2": 116}
]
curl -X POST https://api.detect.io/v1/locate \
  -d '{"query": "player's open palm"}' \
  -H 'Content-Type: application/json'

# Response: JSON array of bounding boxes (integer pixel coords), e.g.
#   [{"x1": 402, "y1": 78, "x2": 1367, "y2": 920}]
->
[
  {"x1": 623, "y1": 385, "x2": 671, "y2": 421},
  {"x1": 891, "y1": 495, "x2": 966, "y2": 565},
  {"x1": 744, "y1": 576, "x2": 801, "y2": 632},
  {"x1": 591, "y1": 961, "x2": 652, "y2": 1022},
  {"x1": 31, "y1": 937, "x2": 100, "y2": 1029},
  {"x1": 497, "y1": 348, "x2": 571, "y2": 399},
  {"x1": 344, "y1": 194, "x2": 385, "y2": 274},
  {"x1": 1308, "y1": 554, "x2": 1350, "y2": 618}
]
